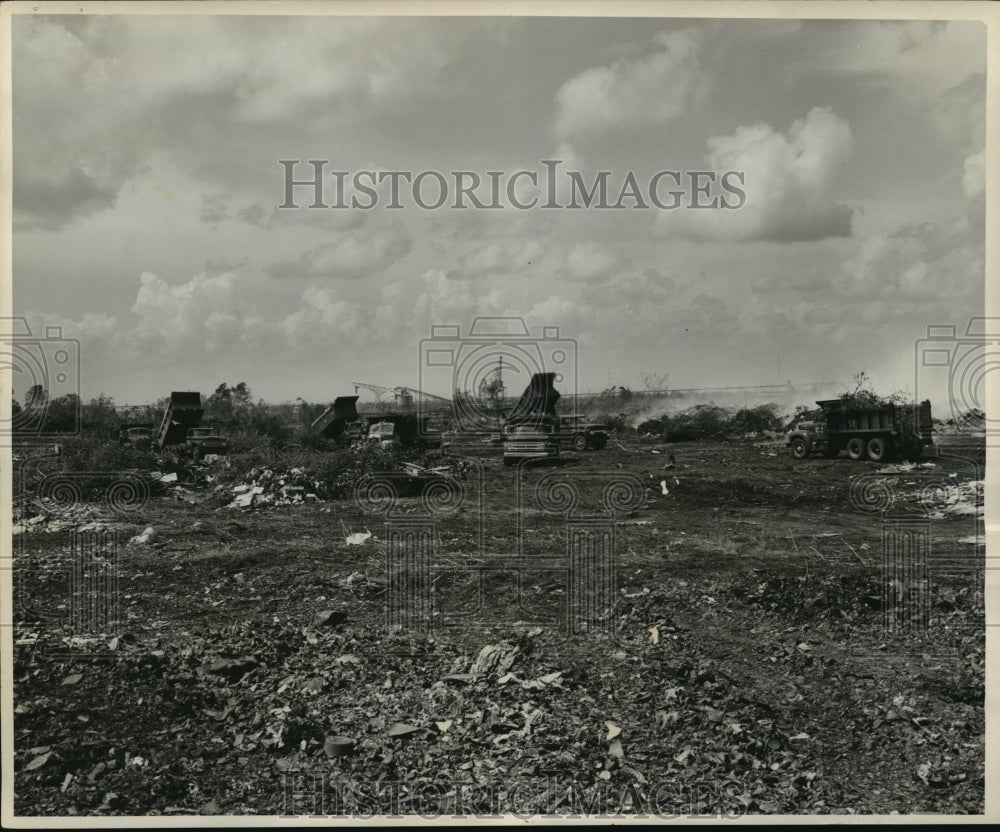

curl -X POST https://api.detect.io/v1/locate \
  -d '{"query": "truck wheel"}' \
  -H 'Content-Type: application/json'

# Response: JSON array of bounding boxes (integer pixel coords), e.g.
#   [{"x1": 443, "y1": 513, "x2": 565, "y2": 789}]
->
[
  {"x1": 791, "y1": 438, "x2": 809, "y2": 459},
  {"x1": 867, "y1": 437, "x2": 889, "y2": 462},
  {"x1": 572, "y1": 434, "x2": 588, "y2": 452},
  {"x1": 847, "y1": 437, "x2": 866, "y2": 460}
]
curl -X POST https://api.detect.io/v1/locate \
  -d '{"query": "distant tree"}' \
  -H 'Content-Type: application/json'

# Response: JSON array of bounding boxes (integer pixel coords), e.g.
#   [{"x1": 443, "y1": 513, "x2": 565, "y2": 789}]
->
[
  {"x1": 45, "y1": 393, "x2": 80, "y2": 433},
  {"x1": 24, "y1": 384, "x2": 47, "y2": 408},
  {"x1": 232, "y1": 382, "x2": 253, "y2": 411},
  {"x1": 206, "y1": 383, "x2": 234, "y2": 421},
  {"x1": 83, "y1": 393, "x2": 117, "y2": 437}
]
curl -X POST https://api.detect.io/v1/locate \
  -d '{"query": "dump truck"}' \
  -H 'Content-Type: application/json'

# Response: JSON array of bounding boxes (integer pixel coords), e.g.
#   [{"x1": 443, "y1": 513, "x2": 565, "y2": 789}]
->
[
  {"x1": 155, "y1": 392, "x2": 205, "y2": 450},
  {"x1": 502, "y1": 373, "x2": 561, "y2": 465},
  {"x1": 311, "y1": 395, "x2": 362, "y2": 441},
  {"x1": 786, "y1": 399, "x2": 933, "y2": 462},
  {"x1": 363, "y1": 413, "x2": 442, "y2": 449},
  {"x1": 154, "y1": 391, "x2": 228, "y2": 458}
]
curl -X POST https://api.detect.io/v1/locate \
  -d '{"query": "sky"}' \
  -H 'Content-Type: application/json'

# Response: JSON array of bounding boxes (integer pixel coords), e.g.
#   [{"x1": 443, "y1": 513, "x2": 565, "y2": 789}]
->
[{"x1": 9, "y1": 11, "x2": 988, "y2": 412}]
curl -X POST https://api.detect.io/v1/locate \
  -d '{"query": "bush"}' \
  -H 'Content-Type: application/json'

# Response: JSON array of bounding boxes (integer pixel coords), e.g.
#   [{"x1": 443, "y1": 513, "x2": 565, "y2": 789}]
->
[
  {"x1": 596, "y1": 412, "x2": 631, "y2": 432},
  {"x1": 661, "y1": 404, "x2": 730, "y2": 442},
  {"x1": 730, "y1": 403, "x2": 784, "y2": 435}
]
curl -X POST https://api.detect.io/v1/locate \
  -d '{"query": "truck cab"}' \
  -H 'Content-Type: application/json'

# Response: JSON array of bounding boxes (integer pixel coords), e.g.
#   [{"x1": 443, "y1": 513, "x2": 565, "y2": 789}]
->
[
  {"x1": 368, "y1": 421, "x2": 397, "y2": 449},
  {"x1": 552, "y1": 414, "x2": 609, "y2": 451},
  {"x1": 184, "y1": 426, "x2": 228, "y2": 459},
  {"x1": 119, "y1": 425, "x2": 153, "y2": 449},
  {"x1": 502, "y1": 416, "x2": 561, "y2": 466}
]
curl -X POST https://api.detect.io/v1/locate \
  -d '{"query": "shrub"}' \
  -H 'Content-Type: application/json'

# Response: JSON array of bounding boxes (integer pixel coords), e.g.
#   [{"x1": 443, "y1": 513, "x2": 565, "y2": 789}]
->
[{"x1": 661, "y1": 404, "x2": 730, "y2": 442}]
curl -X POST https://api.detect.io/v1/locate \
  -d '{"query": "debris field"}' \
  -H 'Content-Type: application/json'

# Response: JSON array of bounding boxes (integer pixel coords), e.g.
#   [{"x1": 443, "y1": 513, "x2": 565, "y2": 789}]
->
[{"x1": 11, "y1": 437, "x2": 985, "y2": 816}]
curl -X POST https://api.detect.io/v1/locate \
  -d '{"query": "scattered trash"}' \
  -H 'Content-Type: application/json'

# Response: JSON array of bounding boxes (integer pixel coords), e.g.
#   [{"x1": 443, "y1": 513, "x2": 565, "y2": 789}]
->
[
  {"x1": 470, "y1": 642, "x2": 520, "y2": 678},
  {"x1": 323, "y1": 735, "x2": 356, "y2": 757},
  {"x1": 129, "y1": 526, "x2": 157, "y2": 546},
  {"x1": 311, "y1": 610, "x2": 347, "y2": 628},
  {"x1": 225, "y1": 466, "x2": 327, "y2": 510},
  {"x1": 387, "y1": 722, "x2": 422, "y2": 738},
  {"x1": 346, "y1": 531, "x2": 372, "y2": 546}
]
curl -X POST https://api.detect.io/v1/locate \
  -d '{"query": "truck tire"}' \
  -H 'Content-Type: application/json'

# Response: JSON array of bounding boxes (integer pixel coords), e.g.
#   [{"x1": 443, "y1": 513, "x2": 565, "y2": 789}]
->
[
  {"x1": 847, "y1": 437, "x2": 866, "y2": 460},
  {"x1": 867, "y1": 437, "x2": 890, "y2": 462},
  {"x1": 790, "y1": 438, "x2": 809, "y2": 459},
  {"x1": 572, "y1": 434, "x2": 588, "y2": 452}
]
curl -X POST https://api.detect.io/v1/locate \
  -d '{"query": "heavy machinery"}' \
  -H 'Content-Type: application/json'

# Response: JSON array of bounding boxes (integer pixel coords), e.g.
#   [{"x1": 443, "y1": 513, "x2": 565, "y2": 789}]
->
[
  {"x1": 502, "y1": 373, "x2": 561, "y2": 466},
  {"x1": 154, "y1": 392, "x2": 227, "y2": 458},
  {"x1": 311, "y1": 395, "x2": 361, "y2": 440},
  {"x1": 362, "y1": 413, "x2": 442, "y2": 449},
  {"x1": 787, "y1": 399, "x2": 933, "y2": 462}
]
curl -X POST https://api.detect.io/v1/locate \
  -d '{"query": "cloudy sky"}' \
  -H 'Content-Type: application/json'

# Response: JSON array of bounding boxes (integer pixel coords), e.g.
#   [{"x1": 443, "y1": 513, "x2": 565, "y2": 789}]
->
[{"x1": 10, "y1": 11, "x2": 987, "y2": 407}]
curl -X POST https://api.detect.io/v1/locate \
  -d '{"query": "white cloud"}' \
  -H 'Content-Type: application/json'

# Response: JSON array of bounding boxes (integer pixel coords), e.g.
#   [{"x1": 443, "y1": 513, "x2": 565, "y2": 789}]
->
[
  {"x1": 554, "y1": 28, "x2": 706, "y2": 140},
  {"x1": 962, "y1": 150, "x2": 985, "y2": 198},
  {"x1": 447, "y1": 240, "x2": 545, "y2": 280},
  {"x1": 662, "y1": 107, "x2": 854, "y2": 243},
  {"x1": 268, "y1": 223, "x2": 411, "y2": 280},
  {"x1": 560, "y1": 242, "x2": 629, "y2": 282}
]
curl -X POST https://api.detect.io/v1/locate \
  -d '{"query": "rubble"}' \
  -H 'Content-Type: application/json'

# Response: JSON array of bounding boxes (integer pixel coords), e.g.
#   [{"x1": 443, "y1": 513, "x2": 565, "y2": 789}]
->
[
  {"x1": 224, "y1": 466, "x2": 327, "y2": 510},
  {"x1": 129, "y1": 526, "x2": 157, "y2": 546}
]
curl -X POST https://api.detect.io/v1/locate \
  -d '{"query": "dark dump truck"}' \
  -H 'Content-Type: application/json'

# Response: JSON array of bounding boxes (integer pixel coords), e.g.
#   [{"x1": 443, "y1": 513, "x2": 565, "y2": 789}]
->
[
  {"x1": 311, "y1": 395, "x2": 362, "y2": 441},
  {"x1": 362, "y1": 413, "x2": 442, "y2": 449},
  {"x1": 155, "y1": 391, "x2": 228, "y2": 459},
  {"x1": 787, "y1": 398, "x2": 933, "y2": 462},
  {"x1": 502, "y1": 372, "x2": 562, "y2": 466}
]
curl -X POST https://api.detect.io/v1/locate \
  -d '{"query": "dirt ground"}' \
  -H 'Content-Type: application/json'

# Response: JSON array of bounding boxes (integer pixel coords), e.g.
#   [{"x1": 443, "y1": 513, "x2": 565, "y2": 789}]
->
[{"x1": 11, "y1": 436, "x2": 986, "y2": 817}]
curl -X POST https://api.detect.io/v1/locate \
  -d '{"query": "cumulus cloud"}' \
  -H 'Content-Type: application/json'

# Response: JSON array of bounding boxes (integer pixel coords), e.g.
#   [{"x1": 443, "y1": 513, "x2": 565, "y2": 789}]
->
[
  {"x1": 129, "y1": 271, "x2": 271, "y2": 357},
  {"x1": 962, "y1": 150, "x2": 985, "y2": 198},
  {"x1": 420, "y1": 268, "x2": 509, "y2": 326},
  {"x1": 663, "y1": 107, "x2": 854, "y2": 243},
  {"x1": 267, "y1": 223, "x2": 411, "y2": 280},
  {"x1": 559, "y1": 242, "x2": 630, "y2": 283},
  {"x1": 446, "y1": 240, "x2": 545, "y2": 280},
  {"x1": 12, "y1": 16, "x2": 478, "y2": 229},
  {"x1": 554, "y1": 28, "x2": 706, "y2": 140}
]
